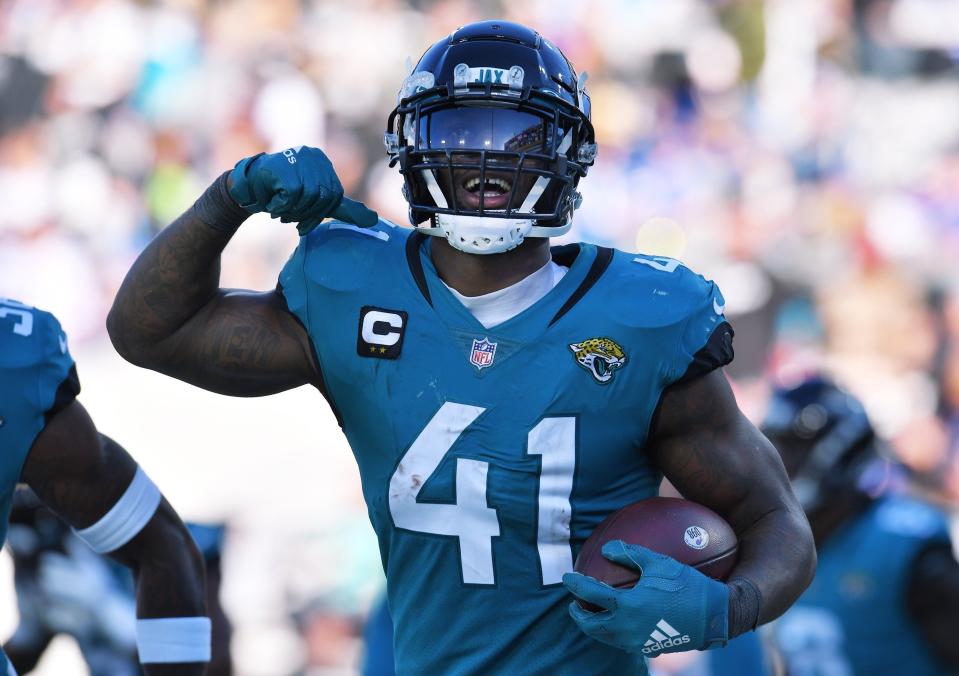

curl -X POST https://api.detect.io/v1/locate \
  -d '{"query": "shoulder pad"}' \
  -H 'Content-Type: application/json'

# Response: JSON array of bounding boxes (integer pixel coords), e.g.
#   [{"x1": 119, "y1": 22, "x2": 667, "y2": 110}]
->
[
  {"x1": 0, "y1": 300, "x2": 73, "y2": 370},
  {"x1": 0, "y1": 300, "x2": 78, "y2": 414},
  {"x1": 602, "y1": 252, "x2": 724, "y2": 329},
  {"x1": 298, "y1": 219, "x2": 404, "y2": 292}
]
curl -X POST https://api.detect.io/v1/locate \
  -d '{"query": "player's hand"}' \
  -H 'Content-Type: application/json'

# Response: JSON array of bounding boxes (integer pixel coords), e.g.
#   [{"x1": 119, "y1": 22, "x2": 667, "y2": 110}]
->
[
  {"x1": 562, "y1": 541, "x2": 728, "y2": 655},
  {"x1": 228, "y1": 146, "x2": 378, "y2": 235}
]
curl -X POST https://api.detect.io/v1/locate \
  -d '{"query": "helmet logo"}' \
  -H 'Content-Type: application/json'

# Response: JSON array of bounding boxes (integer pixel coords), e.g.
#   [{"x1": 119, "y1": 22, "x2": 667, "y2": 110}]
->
[{"x1": 453, "y1": 63, "x2": 524, "y2": 91}]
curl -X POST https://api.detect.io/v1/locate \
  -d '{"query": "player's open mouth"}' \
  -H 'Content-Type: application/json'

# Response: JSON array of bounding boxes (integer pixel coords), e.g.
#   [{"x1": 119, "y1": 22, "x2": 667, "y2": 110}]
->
[{"x1": 456, "y1": 170, "x2": 515, "y2": 210}]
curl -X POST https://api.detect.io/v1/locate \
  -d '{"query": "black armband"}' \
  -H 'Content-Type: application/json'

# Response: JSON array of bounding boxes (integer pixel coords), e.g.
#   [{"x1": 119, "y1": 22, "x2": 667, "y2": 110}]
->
[
  {"x1": 191, "y1": 171, "x2": 250, "y2": 233},
  {"x1": 727, "y1": 576, "x2": 762, "y2": 639},
  {"x1": 675, "y1": 321, "x2": 735, "y2": 386}
]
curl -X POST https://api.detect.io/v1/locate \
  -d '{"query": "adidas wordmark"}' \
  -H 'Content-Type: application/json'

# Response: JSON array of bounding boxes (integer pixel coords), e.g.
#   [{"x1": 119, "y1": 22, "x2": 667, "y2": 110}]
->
[{"x1": 641, "y1": 619, "x2": 691, "y2": 654}]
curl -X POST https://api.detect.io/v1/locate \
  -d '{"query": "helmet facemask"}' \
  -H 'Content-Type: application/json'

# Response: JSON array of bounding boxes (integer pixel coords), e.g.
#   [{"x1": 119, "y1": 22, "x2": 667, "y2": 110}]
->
[{"x1": 386, "y1": 63, "x2": 596, "y2": 254}]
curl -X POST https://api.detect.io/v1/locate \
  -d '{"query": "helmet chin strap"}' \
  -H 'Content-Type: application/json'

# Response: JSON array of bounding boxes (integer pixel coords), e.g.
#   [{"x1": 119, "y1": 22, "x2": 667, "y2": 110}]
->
[{"x1": 417, "y1": 133, "x2": 574, "y2": 255}]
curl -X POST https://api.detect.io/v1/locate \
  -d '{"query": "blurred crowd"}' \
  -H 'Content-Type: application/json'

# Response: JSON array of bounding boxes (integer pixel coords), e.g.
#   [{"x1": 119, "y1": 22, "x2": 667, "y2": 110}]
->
[{"x1": 2, "y1": 0, "x2": 959, "y2": 673}]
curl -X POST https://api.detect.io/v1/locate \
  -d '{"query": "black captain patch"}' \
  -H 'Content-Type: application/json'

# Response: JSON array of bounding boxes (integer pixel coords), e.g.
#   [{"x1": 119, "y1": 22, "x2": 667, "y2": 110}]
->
[{"x1": 357, "y1": 306, "x2": 408, "y2": 359}]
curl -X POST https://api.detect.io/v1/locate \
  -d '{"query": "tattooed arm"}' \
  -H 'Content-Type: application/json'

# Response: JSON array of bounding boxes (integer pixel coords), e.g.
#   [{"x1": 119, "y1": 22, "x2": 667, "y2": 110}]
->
[
  {"x1": 20, "y1": 401, "x2": 207, "y2": 676},
  {"x1": 107, "y1": 173, "x2": 319, "y2": 396},
  {"x1": 649, "y1": 370, "x2": 816, "y2": 634}
]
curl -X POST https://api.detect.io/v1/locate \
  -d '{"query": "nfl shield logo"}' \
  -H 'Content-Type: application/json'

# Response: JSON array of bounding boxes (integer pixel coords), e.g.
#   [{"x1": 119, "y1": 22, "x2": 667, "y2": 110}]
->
[{"x1": 470, "y1": 337, "x2": 497, "y2": 370}]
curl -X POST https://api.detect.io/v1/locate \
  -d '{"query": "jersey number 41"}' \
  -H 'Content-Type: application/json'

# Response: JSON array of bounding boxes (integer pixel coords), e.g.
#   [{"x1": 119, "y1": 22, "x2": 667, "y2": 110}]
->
[{"x1": 389, "y1": 402, "x2": 575, "y2": 586}]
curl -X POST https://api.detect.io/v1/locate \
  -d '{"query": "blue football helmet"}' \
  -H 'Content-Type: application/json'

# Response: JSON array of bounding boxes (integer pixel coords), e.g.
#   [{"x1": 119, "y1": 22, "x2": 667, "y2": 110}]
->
[
  {"x1": 762, "y1": 377, "x2": 878, "y2": 513},
  {"x1": 385, "y1": 20, "x2": 596, "y2": 254}
]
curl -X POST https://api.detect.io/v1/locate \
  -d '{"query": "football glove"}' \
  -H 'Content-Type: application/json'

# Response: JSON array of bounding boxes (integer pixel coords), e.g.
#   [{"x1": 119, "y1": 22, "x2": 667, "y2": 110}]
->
[
  {"x1": 228, "y1": 146, "x2": 378, "y2": 235},
  {"x1": 563, "y1": 540, "x2": 729, "y2": 655}
]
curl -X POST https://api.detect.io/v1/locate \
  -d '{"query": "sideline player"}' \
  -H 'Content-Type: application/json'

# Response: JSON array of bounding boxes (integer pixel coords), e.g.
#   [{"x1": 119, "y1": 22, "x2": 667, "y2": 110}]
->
[
  {"x1": 0, "y1": 298, "x2": 210, "y2": 675},
  {"x1": 5, "y1": 488, "x2": 140, "y2": 675},
  {"x1": 764, "y1": 378, "x2": 959, "y2": 675},
  {"x1": 107, "y1": 21, "x2": 815, "y2": 675}
]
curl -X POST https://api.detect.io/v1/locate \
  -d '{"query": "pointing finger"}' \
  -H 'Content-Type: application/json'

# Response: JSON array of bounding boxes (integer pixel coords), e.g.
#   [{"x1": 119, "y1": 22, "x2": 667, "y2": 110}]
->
[{"x1": 333, "y1": 196, "x2": 379, "y2": 228}]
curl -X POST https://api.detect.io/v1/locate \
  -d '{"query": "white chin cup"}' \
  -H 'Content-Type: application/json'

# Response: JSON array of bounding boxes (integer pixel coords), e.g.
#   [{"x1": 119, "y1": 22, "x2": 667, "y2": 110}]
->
[
  {"x1": 420, "y1": 215, "x2": 574, "y2": 255},
  {"x1": 432, "y1": 214, "x2": 533, "y2": 254}
]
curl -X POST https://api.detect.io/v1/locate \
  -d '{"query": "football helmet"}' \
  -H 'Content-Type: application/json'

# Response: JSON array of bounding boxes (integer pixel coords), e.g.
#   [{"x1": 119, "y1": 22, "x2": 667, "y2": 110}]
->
[
  {"x1": 761, "y1": 377, "x2": 878, "y2": 513},
  {"x1": 385, "y1": 20, "x2": 597, "y2": 254}
]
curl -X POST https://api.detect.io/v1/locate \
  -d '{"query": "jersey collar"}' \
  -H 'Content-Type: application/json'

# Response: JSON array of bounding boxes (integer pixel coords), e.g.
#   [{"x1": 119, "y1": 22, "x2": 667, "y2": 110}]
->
[{"x1": 404, "y1": 230, "x2": 613, "y2": 337}]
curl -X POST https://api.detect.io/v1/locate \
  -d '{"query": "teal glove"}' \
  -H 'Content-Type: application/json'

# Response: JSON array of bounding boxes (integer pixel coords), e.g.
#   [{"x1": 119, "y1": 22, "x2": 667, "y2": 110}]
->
[
  {"x1": 228, "y1": 146, "x2": 378, "y2": 235},
  {"x1": 563, "y1": 541, "x2": 729, "y2": 656}
]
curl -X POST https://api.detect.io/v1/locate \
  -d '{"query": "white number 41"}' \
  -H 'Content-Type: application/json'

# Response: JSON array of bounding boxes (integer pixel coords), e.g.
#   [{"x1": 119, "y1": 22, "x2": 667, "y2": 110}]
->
[{"x1": 389, "y1": 402, "x2": 576, "y2": 585}]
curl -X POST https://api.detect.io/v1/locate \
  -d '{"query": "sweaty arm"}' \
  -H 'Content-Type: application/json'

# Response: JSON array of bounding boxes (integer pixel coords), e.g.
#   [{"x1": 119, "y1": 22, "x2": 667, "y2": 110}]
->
[
  {"x1": 906, "y1": 542, "x2": 959, "y2": 668},
  {"x1": 19, "y1": 400, "x2": 208, "y2": 675},
  {"x1": 649, "y1": 369, "x2": 816, "y2": 637},
  {"x1": 106, "y1": 172, "x2": 318, "y2": 396}
]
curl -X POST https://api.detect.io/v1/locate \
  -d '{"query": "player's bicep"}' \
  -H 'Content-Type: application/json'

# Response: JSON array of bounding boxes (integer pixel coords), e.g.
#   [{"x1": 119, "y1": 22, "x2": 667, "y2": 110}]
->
[
  {"x1": 648, "y1": 370, "x2": 799, "y2": 534},
  {"x1": 151, "y1": 289, "x2": 319, "y2": 396},
  {"x1": 20, "y1": 400, "x2": 135, "y2": 529},
  {"x1": 22, "y1": 401, "x2": 207, "y2": 624}
]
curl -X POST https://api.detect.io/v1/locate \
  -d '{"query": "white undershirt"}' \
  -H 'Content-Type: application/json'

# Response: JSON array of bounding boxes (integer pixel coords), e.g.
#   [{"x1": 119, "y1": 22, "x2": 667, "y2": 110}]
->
[{"x1": 443, "y1": 260, "x2": 569, "y2": 329}]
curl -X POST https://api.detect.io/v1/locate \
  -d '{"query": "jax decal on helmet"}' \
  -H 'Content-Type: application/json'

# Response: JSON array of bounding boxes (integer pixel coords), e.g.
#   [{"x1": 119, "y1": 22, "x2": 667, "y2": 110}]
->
[{"x1": 384, "y1": 20, "x2": 597, "y2": 254}]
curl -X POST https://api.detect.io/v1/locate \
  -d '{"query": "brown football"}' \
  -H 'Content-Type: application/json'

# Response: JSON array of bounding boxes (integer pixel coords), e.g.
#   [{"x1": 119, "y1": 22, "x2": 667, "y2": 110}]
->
[{"x1": 573, "y1": 497, "x2": 738, "y2": 611}]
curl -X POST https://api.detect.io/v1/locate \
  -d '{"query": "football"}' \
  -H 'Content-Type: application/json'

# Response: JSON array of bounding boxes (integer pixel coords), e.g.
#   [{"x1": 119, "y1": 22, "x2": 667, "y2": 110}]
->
[{"x1": 573, "y1": 497, "x2": 738, "y2": 610}]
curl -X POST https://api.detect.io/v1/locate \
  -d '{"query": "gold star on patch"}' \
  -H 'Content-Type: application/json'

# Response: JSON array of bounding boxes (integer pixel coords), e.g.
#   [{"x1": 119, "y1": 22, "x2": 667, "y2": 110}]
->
[
  {"x1": 379, "y1": 347, "x2": 387, "y2": 354},
  {"x1": 369, "y1": 345, "x2": 377, "y2": 353}
]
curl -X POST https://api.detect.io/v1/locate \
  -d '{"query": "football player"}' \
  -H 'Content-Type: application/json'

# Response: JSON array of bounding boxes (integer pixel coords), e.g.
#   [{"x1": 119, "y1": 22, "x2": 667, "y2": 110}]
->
[
  {"x1": 107, "y1": 21, "x2": 815, "y2": 675},
  {"x1": 0, "y1": 298, "x2": 210, "y2": 675},
  {"x1": 5, "y1": 488, "x2": 140, "y2": 675},
  {"x1": 764, "y1": 378, "x2": 959, "y2": 675}
]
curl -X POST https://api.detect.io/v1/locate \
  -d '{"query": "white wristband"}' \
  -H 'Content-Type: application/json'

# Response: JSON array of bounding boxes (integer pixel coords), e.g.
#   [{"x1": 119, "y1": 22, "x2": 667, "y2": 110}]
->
[
  {"x1": 136, "y1": 617, "x2": 212, "y2": 663},
  {"x1": 74, "y1": 466, "x2": 162, "y2": 553}
]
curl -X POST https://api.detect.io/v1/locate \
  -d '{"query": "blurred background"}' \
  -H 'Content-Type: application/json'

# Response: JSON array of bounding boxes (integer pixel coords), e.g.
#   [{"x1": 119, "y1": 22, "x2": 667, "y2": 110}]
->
[{"x1": 1, "y1": 0, "x2": 958, "y2": 673}]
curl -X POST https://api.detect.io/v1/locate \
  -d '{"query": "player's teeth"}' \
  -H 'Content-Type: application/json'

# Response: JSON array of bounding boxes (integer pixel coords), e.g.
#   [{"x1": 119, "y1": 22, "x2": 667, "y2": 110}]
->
[{"x1": 464, "y1": 177, "x2": 511, "y2": 193}]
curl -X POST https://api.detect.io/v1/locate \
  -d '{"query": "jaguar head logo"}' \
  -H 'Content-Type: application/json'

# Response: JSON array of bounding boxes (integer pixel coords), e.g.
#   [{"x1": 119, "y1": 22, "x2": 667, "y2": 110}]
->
[{"x1": 569, "y1": 337, "x2": 627, "y2": 384}]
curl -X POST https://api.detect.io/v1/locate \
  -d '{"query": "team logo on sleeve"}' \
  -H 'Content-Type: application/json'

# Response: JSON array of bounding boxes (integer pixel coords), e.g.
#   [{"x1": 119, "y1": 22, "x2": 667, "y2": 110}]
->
[
  {"x1": 357, "y1": 306, "x2": 408, "y2": 359},
  {"x1": 470, "y1": 337, "x2": 497, "y2": 370},
  {"x1": 569, "y1": 337, "x2": 627, "y2": 384}
]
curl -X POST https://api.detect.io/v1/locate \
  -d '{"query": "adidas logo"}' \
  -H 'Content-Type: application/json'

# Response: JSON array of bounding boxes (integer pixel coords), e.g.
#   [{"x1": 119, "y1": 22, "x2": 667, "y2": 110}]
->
[{"x1": 641, "y1": 619, "x2": 691, "y2": 654}]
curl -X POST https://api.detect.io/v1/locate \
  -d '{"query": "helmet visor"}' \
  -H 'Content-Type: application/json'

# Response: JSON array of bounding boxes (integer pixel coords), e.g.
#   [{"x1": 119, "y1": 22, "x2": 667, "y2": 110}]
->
[{"x1": 415, "y1": 107, "x2": 557, "y2": 154}]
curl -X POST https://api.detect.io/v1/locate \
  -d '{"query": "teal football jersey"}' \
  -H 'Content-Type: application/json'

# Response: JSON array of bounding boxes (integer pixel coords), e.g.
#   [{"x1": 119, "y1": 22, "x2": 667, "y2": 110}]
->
[
  {"x1": 279, "y1": 222, "x2": 733, "y2": 675},
  {"x1": 775, "y1": 495, "x2": 952, "y2": 676},
  {"x1": 0, "y1": 299, "x2": 79, "y2": 675}
]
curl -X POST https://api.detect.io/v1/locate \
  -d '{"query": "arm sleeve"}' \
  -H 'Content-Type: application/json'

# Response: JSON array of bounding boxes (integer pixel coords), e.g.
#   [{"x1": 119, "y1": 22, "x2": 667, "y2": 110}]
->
[
  {"x1": 277, "y1": 225, "x2": 331, "y2": 331},
  {"x1": 0, "y1": 303, "x2": 80, "y2": 485},
  {"x1": 278, "y1": 235, "x2": 311, "y2": 325},
  {"x1": 664, "y1": 266, "x2": 734, "y2": 386},
  {"x1": 905, "y1": 541, "x2": 959, "y2": 669},
  {"x1": 33, "y1": 310, "x2": 81, "y2": 420},
  {"x1": 275, "y1": 228, "x2": 344, "y2": 427}
]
